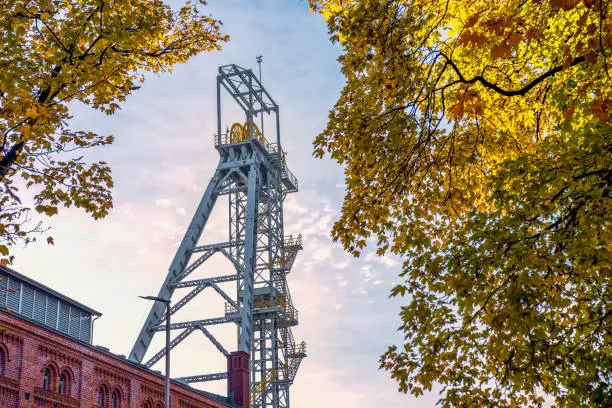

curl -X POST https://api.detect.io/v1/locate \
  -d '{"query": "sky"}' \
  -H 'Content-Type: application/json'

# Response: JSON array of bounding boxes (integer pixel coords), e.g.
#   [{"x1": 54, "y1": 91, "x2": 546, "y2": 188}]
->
[{"x1": 10, "y1": 1, "x2": 440, "y2": 407}]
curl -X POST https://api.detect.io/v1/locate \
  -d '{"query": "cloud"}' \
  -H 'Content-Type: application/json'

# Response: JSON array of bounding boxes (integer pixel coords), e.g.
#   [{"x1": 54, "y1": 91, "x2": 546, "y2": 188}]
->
[
  {"x1": 155, "y1": 198, "x2": 172, "y2": 208},
  {"x1": 311, "y1": 246, "x2": 331, "y2": 262},
  {"x1": 379, "y1": 254, "x2": 400, "y2": 268},
  {"x1": 330, "y1": 260, "x2": 349, "y2": 270}
]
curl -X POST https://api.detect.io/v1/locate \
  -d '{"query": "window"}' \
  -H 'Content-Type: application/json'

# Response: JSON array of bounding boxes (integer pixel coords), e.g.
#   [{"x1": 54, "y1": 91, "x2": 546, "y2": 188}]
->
[
  {"x1": 59, "y1": 373, "x2": 65, "y2": 394},
  {"x1": 111, "y1": 389, "x2": 121, "y2": 408},
  {"x1": 0, "y1": 347, "x2": 5, "y2": 376},
  {"x1": 98, "y1": 385, "x2": 109, "y2": 407},
  {"x1": 43, "y1": 366, "x2": 56, "y2": 391},
  {"x1": 143, "y1": 400, "x2": 153, "y2": 408},
  {"x1": 59, "y1": 371, "x2": 71, "y2": 395}
]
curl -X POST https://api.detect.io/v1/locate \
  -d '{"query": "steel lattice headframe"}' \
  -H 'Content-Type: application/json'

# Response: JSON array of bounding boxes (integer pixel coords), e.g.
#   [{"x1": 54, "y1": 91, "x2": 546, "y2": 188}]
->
[{"x1": 129, "y1": 64, "x2": 306, "y2": 408}]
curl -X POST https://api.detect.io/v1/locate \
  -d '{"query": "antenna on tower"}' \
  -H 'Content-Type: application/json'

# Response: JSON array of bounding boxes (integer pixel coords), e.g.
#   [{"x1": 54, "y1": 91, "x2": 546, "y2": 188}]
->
[
  {"x1": 256, "y1": 55, "x2": 264, "y2": 134},
  {"x1": 256, "y1": 55, "x2": 263, "y2": 82}
]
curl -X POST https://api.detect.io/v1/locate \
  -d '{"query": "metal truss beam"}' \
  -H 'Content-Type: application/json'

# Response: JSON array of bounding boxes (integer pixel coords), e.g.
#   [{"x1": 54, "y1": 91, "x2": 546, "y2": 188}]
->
[
  {"x1": 219, "y1": 248, "x2": 244, "y2": 272},
  {"x1": 167, "y1": 284, "x2": 208, "y2": 318},
  {"x1": 144, "y1": 325, "x2": 231, "y2": 369},
  {"x1": 218, "y1": 157, "x2": 256, "y2": 170},
  {"x1": 174, "y1": 274, "x2": 240, "y2": 289},
  {"x1": 177, "y1": 372, "x2": 228, "y2": 383},
  {"x1": 218, "y1": 64, "x2": 277, "y2": 115},
  {"x1": 210, "y1": 282, "x2": 239, "y2": 311},
  {"x1": 192, "y1": 241, "x2": 242, "y2": 253},
  {"x1": 129, "y1": 168, "x2": 223, "y2": 363},
  {"x1": 198, "y1": 326, "x2": 229, "y2": 357},
  {"x1": 152, "y1": 316, "x2": 237, "y2": 332},
  {"x1": 160, "y1": 278, "x2": 241, "y2": 327},
  {"x1": 239, "y1": 163, "x2": 258, "y2": 353},
  {"x1": 177, "y1": 249, "x2": 216, "y2": 281},
  {"x1": 144, "y1": 326, "x2": 197, "y2": 368}
]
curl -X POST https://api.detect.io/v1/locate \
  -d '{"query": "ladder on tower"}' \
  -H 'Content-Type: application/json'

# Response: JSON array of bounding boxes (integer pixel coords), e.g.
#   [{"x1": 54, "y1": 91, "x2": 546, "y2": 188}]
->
[
  {"x1": 267, "y1": 145, "x2": 298, "y2": 193},
  {"x1": 251, "y1": 368, "x2": 277, "y2": 406},
  {"x1": 287, "y1": 341, "x2": 307, "y2": 382},
  {"x1": 275, "y1": 235, "x2": 302, "y2": 273}
]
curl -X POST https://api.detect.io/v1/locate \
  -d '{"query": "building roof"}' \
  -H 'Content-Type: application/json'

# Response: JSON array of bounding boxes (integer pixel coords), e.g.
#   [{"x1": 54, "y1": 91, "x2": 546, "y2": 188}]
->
[
  {"x1": 0, "y1": 265, "x2": 102, "y2": 316},
  {"x1": 1, "y1": 308, "x2": 236, "y2": 407},
  {"x1": 0, "y1": 265, "x2": 236, "y2": 407}
]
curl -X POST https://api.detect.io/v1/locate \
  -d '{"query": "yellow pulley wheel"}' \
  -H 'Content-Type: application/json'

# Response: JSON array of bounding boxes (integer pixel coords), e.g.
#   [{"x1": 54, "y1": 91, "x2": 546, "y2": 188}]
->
[
  {"x1": 243, "y1": 121, "x2": 266, "y2": 145},
  {"x1": 230, "y1": 122, "x2": 245, "y2": 143}
]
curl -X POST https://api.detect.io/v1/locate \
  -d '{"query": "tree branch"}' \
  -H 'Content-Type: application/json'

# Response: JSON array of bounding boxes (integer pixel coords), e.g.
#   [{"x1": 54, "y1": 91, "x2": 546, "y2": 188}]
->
[
  {"x1": 440, "y1": 53, "x2": 586, "y2": 97},
  {"x1": 0, "y1": 142, "x2": 24, "y2": 182}
]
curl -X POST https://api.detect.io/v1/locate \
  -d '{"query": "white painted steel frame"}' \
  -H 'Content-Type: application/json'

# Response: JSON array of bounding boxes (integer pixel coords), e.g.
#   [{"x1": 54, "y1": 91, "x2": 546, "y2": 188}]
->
[{"x1": 129, "y1": 64, "x2": 305, "y2": 408}]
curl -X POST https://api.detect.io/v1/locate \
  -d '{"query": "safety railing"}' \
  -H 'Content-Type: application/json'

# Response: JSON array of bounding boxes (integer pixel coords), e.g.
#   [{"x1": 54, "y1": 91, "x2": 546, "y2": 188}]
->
[
  {"x1": 287, "y1": 342, "x2": 307, "y2": 381},
  {"x1": 224, "y1": 297, "x2": 298, "y2": 321},
  {"x1": 284, "y1": 234, "x2": 303, "y2": 248},
  {"x1": 224, "y1": 302, "x2": 239, "y2": 315},
  {"x1": 264, "y1": 141, "x2": 283, "y2": 157},
  {"x1": 255, "y1": 297, "x2": 298, "y2": 321},
  {"x1": 214, "y1": 125, "x2": 298, "y2": 191},
  {"x1": 278, "y1": 298, "x2": 298, "y2": 321},
  {"x1": 268, "y1": 235, "x2": 303, "y2": 271},
  {"x1": 214, "y1": 121, "x2": 274, "y2": 153},
  {"x1": 267, "y1": 144, "x2": 298, "y2": 190},
  {"x1": 277, "y1": 362, "x2": 289, "y2": 379},
  {"x1": 214, "y1": 132, "x2": 228, "y2": 146},
  {"x1": 288, "y1": 341, "x2": 307, "y2": 358},
  {"x1": 269, "y1": 259, "x2": 286, "y2": 271}
]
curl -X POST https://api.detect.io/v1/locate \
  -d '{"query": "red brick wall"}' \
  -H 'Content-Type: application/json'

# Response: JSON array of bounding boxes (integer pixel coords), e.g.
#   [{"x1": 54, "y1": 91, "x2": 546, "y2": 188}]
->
[
  {"x1": 226, "y1": 352, "x2": 249, "y2": 408},
  {"x1": 0, "y1": 311, "x2": 231, "y2": 408}
]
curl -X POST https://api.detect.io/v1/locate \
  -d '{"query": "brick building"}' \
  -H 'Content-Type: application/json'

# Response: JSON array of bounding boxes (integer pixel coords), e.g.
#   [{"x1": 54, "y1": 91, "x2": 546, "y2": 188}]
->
[{"x1": 0, "y1": 266, "x2": 243, "y2": 408}]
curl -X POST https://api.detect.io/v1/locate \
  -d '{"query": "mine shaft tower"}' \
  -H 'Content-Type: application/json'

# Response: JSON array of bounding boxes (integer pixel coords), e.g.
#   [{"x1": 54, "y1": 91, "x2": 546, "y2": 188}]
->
[{"x1": 129, "y1": 64, "x2": 306, "y2": 408}]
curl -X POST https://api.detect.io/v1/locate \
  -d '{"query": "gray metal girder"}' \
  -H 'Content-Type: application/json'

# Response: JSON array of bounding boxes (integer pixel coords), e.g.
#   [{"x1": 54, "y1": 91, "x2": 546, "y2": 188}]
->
[{"x1": 129, "y1": 169, "x2": 224, "y2": 363}]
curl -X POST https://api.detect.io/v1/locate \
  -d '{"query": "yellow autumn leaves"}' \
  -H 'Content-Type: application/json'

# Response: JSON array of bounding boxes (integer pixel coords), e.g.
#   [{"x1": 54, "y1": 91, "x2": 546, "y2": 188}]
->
[
  {"x1": 310, "y1": 0, "x2": 610, "y2": 406},
  {"x1": 0, "y1": 1, "x2": 228, "y2": 262}
]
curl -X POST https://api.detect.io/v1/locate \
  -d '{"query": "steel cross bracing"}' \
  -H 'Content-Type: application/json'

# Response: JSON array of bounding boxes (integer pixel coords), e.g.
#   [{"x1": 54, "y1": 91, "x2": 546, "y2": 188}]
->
[{"x1": 129, "y1": 64, "x2": 306, "y2": 408}]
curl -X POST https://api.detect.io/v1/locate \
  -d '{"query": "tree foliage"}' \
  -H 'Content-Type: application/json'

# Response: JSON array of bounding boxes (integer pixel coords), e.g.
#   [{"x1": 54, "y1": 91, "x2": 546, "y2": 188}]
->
[
  {"x1": 0, "y1": 0, "x2": 227, "y2": 262},
  {"x1": 310, "y1": 0, "x2": 610, "y2": 406}
]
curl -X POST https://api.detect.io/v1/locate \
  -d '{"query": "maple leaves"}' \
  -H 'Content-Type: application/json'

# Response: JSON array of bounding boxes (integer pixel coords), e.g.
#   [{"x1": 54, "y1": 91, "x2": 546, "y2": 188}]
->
[
  {"x1": 311, "y1": 0, "x2": 610, "y2": 406},
  {"x1": 551, "y1": 0, "x2": 584, "y2": 10},
  {"x1": 459, "y1": 12, "x2": 527, "y2": 59},
  {"x1": 0, "y1": 0, "x2": 228, "y2": 263},
  {"x1": 592, "y1": 97, "x2": 612, "y2": 123}
]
